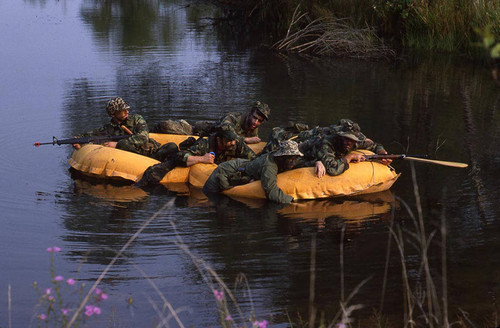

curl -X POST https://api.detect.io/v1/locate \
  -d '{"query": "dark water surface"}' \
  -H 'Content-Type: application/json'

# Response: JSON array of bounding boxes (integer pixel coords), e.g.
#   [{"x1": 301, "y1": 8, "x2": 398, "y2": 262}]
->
[{"x1": 1, "y1": 0, "x2": 499, "y2": 327}]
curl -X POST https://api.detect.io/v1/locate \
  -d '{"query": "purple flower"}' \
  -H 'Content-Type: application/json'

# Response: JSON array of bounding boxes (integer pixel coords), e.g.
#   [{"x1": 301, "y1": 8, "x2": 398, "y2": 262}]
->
[
  {"x1": 93, "y1": 306, "x2": 101, "y2": 315},
  {"x1": 94, "y1": 288, "x2": 102, "y2": 295},
  {"x1": 48, "y1": 296, "x2": 54, "y2": 301},
  {"x1": 66, "y1": 278, "x2": 75, "y2": 286},
  {"x1": 61, "y1": 308, "x2": 69, "y2": 315},
  {"x1": 213, "y1": 289, "x2": 224, "y2": 301},
  {"x1": 84, "y1": 305, "x2": 94, "y2": 317},
  {"x1": 46, "y1": 246, "x2": 61, "y2": 253},
  {"x1": 225, "y1": 315, "x2": 233, "y2": 321},
  {"x1": 54, "y1": 275, "x2": 64, "y2": 282},
  {"x1": 100, "y1": 293, "x2": 108, "y2": 300},
  {"x1": 84, "y1": 305, "x2": 102, "y2": 317},
  {"x1": 253, "y1": 320, "x2": 268, "y2": 328},
  {"x1": 39, "y1": 313, "x2": 47, "y2": 320},
  {"x1": 45, "y1": 288, "x2": 52, "y2": 295}
]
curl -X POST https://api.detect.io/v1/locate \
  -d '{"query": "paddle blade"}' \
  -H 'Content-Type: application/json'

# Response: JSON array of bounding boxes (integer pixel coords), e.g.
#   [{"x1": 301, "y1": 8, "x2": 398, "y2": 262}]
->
[{"x1": 404, "y1": 157, "x2": 468, "y2": 168}]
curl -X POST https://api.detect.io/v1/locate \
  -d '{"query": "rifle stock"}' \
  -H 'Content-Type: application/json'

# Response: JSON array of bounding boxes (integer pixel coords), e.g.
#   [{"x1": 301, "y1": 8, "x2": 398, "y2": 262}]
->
[
  {"x1": 34, "y1": 135, "x2": 132, "y2": 147},
  {"x1": 364, "y1": 154, "x2": 468, "y2": 168}
]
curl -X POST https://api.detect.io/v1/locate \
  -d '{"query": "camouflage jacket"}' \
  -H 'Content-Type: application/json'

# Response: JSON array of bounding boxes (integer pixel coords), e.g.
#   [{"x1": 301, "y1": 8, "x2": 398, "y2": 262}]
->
[
  {"x1": 297, "y1": 135, "x2": 386, "y2": 176},
  {"x1": 216, "y1": 112, "x2": 258, "y2": 138},
  {"x1": 178, "y1": 134, "x2": 256, "y2": 165},
  {"x1": 204, "y1": 154, "x2": 293, "y2": 204},
  {"x1": 78, "y1": 114, "x2": 160, "y2": 156}
]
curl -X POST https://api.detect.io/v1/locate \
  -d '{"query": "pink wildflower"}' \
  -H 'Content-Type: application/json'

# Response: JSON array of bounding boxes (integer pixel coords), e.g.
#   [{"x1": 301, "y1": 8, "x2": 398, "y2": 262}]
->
[
  {"x1": 93, "y1": 306, "x2": 101, "y2": 315},
  {"x1": 100, "y1": 293, "x2": 108, "y2": 300},
  {"x1": 66, "y1": 278, "x2": 75, "y2": 285},
  {"x1": 84, "y1": 305, "x2": 94, "y2": 317},
  {"x1": 61, "y1": 308, "x2": 69, "y2": 315},
  {"x1": 94, "y1": 288, "x2": 102, "y2": 295},
  {"x1": 84, "y1": 305, "x2": 102, "y2": 317},
  {"x1": 48, "y1": 296, "x2": 54, "y2": 301},
  {"x1": 46, "y1": 246, "x2": 61, "y2": 253},
  {"x1": 254, "y1": 320, "x2": 268, "y2": 328},
  {"x1": 213, "y1": 289, "x2": 224, "y2": 301},
  {"x1": 54, "y1": 275, "x2": 64, "y2": 282},
  {"x1": 39, "y1": 313, "x2": 47, "y2": 320},
  {"x1": 225, "y1": 315, "x2": 233, "y2": 321},
  {"x1": 45, "y1": 288, "x2": 52, "y2": 295}
]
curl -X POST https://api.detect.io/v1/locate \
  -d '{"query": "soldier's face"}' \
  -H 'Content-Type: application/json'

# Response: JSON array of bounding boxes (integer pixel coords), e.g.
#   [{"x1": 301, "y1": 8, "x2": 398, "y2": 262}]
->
[
  {"x1": 247, "y1": 111, "x2": 266, "y2": 130},
  {"x1": 221, "y1": 138, "x2": 236, "y2": 151},
  {"x1": 112, "y1": 109, "x2": 129, "y2": 123},
  {"x1": 342, "y1": 137, "x2": 356, "y2": 152},
  {"x1": 282, "y1": 155, "x2": 299, "y2": 170}
]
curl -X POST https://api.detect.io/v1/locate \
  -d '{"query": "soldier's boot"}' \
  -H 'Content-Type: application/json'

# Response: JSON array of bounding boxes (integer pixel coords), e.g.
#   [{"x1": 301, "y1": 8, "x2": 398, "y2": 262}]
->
[{"x1": 134, "y1": 160, "x2": 174, "y2": 188}]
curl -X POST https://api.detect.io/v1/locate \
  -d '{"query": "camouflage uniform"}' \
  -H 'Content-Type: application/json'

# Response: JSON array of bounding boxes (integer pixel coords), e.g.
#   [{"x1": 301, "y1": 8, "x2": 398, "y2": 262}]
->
[
  {"x1": 203, "y1": 140, "x2": 302, "y2": 204},
  {"x1": 262, "y1": 119, "x2": 370, "y2": 154},
  {"x1": 296, "y1": 134, "x2": 387, "y2": 176},
  {"x1": 77, "y1": 114, "x2": 160, "y2": 157},
  {"x1": 136, "y1": 129, "x2": 256, "y2": 186},
  {"x1": 150, "y1": 101, "x2": 271, "y2": 139}
]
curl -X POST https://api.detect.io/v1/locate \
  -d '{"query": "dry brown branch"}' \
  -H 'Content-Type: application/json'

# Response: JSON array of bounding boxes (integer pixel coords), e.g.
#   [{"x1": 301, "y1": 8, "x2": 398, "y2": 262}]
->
[{"x1": 273, "y1": 13, "x2": 396, "y2": 60}]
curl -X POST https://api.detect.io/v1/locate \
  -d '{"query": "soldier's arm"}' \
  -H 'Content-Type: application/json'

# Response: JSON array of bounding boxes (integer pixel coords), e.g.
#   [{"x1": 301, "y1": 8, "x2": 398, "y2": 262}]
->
[
  {"x1": 182, "y1": 140, "x2": 214, "y2": 166},
  {"x1": 116, "y1": 115, "x2": 149, "y2": 150},
  {"x1": 236, "y1": 140, "x2": 257, "y2": 160},
  {"x1": 260, "y1": 163, "x2": 293, "y2": 204}
]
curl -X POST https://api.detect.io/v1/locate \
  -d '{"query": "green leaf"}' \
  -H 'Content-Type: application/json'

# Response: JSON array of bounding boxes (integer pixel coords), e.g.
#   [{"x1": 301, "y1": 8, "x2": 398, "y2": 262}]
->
[
  {"x1": 484, "y1": 36, "x2": 495, "y2": 49},
  {"x1": 490, "y1": 43, "x2": 500, "y2": 58}
]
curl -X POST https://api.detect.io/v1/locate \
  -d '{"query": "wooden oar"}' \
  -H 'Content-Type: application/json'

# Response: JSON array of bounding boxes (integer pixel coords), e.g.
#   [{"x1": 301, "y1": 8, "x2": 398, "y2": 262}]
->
[
  {"x1": 402, "y1": 156, "x2": 468, "y2": 168},
  {"x1": 364, "y1": 154, "x2": 469, "y2": 168}
]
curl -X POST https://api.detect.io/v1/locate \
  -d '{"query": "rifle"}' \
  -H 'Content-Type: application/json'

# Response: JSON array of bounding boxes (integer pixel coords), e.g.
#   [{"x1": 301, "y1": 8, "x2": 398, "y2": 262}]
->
[
  {"x1": 364, "y1": 154, "x2": 468, "y2": 168},
  {"x1": 34, "y1": 135, "x2": 133, "y2": 147}
]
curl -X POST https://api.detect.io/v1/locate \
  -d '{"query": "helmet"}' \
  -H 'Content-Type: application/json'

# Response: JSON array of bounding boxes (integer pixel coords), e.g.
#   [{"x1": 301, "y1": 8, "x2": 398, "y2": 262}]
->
[
  {"x1": 252, "y1": 101, "x2": 270, "y2": 120},
  {"x1": 274, "y1": 140, "x2": 304, "y2": 157},
  {"x1": 216, "y1": 123, "x2": 239, "y2": 141},
  {"x1": 337, "y1": 130, "x2": 362, "y2": 142},
  {"x1": 106, "y1": 97, "x2": 130, "y2": 116}
]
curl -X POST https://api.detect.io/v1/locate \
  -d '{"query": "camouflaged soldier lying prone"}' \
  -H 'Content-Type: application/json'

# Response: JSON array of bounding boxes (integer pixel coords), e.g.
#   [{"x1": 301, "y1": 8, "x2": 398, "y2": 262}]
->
[
  {"x1": 150, "y1": 101, "x2": 271, "y2": 144},
  {"x1": 135, "y1": 124, "x2": 256, "y2": 187},
  {"x1": 203, "y1": 140, "x2": 303, "y2": 204},
  {"x1": 296, "y1": 127, "x2": 393, "y2": 178},
  {"x1": 72, "y1": 97, "x2": 161, "y2": 157}
]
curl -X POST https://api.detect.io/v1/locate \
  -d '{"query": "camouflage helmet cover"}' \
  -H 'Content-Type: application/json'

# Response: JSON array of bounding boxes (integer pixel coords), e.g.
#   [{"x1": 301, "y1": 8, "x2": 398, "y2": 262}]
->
[
  {"x1": 337, "y1": 130, "x2": 362, "y2": 142},
  {"x1": 334, "y1": 119, "x2": 366, "y2": 141},
  {"x1": 274, "y1": 140, "x2": 304, "y2": 157},
  {"x1": 106, "y1": 97, "x2": 130, "y2": 116},
  {"x1": 251, "y1": 101, "x2": 270, "y2": 120},
  {"x1": 216, "y1": 123, "x2": 239, "y2": 141}
]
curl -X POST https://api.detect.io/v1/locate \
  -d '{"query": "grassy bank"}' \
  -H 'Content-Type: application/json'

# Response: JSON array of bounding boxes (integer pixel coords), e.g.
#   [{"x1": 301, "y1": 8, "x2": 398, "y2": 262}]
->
[{"x1": 214, "y1": 0, "x2": 500, "y2": 57}]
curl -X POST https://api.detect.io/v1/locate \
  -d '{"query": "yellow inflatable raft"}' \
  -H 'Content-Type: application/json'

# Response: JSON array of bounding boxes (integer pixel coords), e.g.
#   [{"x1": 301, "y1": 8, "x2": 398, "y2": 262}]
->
[
  {"x1": 69, "y1": 143, "x2": 399, "y2": 200},
  {"x1": 221, "y1": 150, "x2": 400, "y2": 200}
]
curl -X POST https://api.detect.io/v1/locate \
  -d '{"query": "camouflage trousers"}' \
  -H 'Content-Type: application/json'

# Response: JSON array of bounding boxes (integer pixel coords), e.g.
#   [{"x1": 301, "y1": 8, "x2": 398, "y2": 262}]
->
[{"x1": 135, "y1": 142, "x2": 183, "y2": 187}]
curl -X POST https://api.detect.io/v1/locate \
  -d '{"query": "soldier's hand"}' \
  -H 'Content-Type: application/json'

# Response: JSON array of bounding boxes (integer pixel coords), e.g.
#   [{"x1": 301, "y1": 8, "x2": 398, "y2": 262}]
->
[
  {"x1": 72, "y1": 143, "x2": 82, "y2": 150},
  {"x1": 345, "y1": 153, "x2": 365, "y2": 163},
  {"x1": 244, "y1": 136, "x2": 261, "y2": 144},
  {"x1": 202, "y1": 153, "x2": 215, "y2": 164},
  {"x1": 315, "y1": 161, "x2": 326, "y2": 178},
  {"x1": 103, "y1": 141, "x2": 118, "y2": 148},
  {"x1": 377, "y1": 150, "x2": 392, "y2": 165}
]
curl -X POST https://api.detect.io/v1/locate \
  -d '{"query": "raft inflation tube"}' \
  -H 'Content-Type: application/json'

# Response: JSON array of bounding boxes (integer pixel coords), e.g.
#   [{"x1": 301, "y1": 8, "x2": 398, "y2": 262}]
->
[
  {"x1": 68, "y1": 138, "x2": 399, "y2": 199},
  {"x1": 221, "y1": 150, "x2": 400, "y2": 200}
]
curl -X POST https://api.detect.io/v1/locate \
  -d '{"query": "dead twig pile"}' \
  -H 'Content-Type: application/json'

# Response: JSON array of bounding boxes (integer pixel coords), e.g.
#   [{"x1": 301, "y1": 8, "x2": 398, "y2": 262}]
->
[{"x1": 273, "y1": 6, "x2": 395, "y2": 60}]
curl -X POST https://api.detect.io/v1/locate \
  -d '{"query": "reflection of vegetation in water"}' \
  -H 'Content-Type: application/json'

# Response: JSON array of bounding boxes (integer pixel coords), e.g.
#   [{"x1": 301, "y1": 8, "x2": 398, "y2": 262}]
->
[{"x1": 215, "y1": 0, "x2": 500, "y2": 54}]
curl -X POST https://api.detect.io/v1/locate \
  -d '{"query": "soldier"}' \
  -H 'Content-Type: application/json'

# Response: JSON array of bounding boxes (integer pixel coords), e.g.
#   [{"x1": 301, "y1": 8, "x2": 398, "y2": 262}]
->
[
  {"x1": 135, "y1": 124, "x2": 256, "y2": 187},
  {"x1": 151, "y1": 101, "x2": 271, "y2": 144},
  {"x1": 72, "y1": 97, "x2": 161, "y2": 157},
  {"x1": 203, "y1": 140, "x2": 303, "y2": 204},
  {"x1": 297, "y1": 129, "x2": 392, "y2": 178}
]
